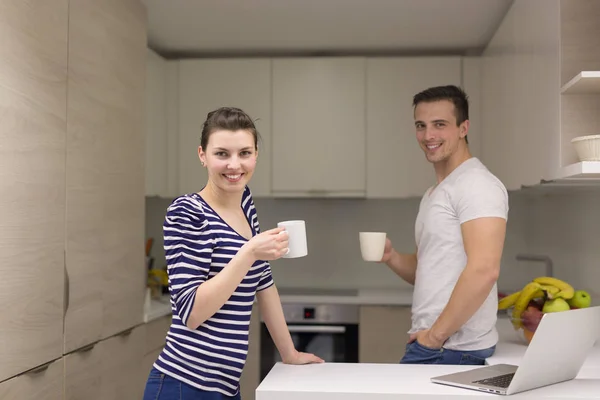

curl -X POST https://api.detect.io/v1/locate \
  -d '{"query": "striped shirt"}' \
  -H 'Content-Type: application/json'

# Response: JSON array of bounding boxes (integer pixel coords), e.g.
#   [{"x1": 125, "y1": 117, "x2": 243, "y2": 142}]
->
[{"x1": 153, "y1": 186, "x2": 274, "y2": 396}]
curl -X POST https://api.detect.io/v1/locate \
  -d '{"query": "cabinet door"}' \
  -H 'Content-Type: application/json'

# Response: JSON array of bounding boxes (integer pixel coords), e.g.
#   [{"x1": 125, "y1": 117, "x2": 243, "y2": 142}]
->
[
  {"x1": 359, "y1": 306, "x2": 412, "y2": 363},
  {"x1": 178, "y1": 59, "x2": 272, "y2": 197},
  {"x1": 240, "y1": 306, "x2": 261, "y2": 400},
  {"x1": 0, "y1": 358, "x2": 64, "y2": 400},
  {"x1": 65, "y1": 0, "x2": 147, "y2": 353},
  {"x1": 99, "y1": 326, "x2": 146, "y2": 400},
  {"x1": 272, "y1": 57, "x2": 366, "y2": 196},
  {"x1": 366, "y1": 57, "x2": 462, "y2": 198},
  {"x1": 145, "y1": 48, "x2": 169, "y2": 197},
  {"x1": 64, "y1": 343, "x2": 103, "y2": 400},
  {"x1": 0, "y1": 0, "x2": 67, "y2": 381}
]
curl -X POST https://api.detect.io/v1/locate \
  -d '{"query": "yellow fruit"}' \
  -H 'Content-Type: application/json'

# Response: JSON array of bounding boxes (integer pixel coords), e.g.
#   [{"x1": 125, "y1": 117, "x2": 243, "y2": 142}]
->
[
  {"x1": 498, "y1": 291, "x2": 521, "y2": 310},
  {"x1": 539, "y1": 284, "x2": 560, "y2": 299},
  {"x1": 511, "y1": 282, "x2": 542, "y2": 329},
  {"x1": 533, "y1": 277, "x2": 574, "y2": 300}
]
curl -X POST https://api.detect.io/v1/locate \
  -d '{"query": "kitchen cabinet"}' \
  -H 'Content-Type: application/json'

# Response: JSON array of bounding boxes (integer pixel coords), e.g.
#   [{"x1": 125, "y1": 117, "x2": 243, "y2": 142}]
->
[
  {"x1": 145, "y1": 49, "x2": 169, "y2": 196},
  {"x1": 240, "y1": 305, "x2": 261, "y2": 400},
  {"x1": 64, "y1": 0, "x2": 147, "y2": 353},
  {"x1": 359, "y1": 306, "x2": 412, "y2": 363},
  {"x1": 141, "y1": 314, "x2": 171, "y2": 382},
  {"x1": 0, "y1": 358, "x2": 64, "y2": 400},
  {"x1": 145, "y1": 51, "x2": 181, "y2": 198},
  {"x1": 271, "y1": 57, "x2": 367, "y2": 197},
  {"x1": 365, "y1": 57, "x2": 462, "y2": 198},
  {"x1": 481, "y1": 0, "x2": 600, "y2": 190},
  {"x1": 177, "y1": 59, "x2": 272, "y2": 197},
  {"x1": 64, "y1": 325, "x2": 146, "y2": 400},
  {"x1": 0, "y1": 0, "x2": 67, "y2": 382}
]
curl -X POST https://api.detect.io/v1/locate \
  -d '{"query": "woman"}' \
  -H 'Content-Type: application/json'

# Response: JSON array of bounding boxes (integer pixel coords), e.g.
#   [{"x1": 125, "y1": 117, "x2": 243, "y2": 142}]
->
[{"x1": 143, "y1": 107, "x2": 323, "y2": 400}]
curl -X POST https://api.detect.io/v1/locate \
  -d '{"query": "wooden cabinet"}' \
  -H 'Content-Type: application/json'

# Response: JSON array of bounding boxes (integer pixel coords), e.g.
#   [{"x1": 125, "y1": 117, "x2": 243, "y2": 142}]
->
[
  {"x1": 0, "y1": 0, "x2": 68, "y2": 382},
  {"x1": 0, "y1": 359, "x2": 64, "y2": 400},
  {"x1": 64, "y1": 325, "x2": 146, "y2": 400},
  {"x1": 481, "y1": 0, "x2": 600, "y2": 189},
  {"x1": 177, "y1": 59, "x2": 272, "y2": 197},
  {"x1": 64, "y1": 0, "x2": 147, "y2": 353},
  {"x1": 365, "y1": 57, "x2": 462, "y2": 198},
  {"x1": 271, "y1": 57, "x2": 367, "y2": 197},
  {"x1": 141, "y1": 315, "x2": 172, "y2": 382},
  {"x1": 240, "y1": 305, "x2": 261, "y2": 400},
  {"x1": 359, "y1": 306, "x2": 413, "y2": 363}
]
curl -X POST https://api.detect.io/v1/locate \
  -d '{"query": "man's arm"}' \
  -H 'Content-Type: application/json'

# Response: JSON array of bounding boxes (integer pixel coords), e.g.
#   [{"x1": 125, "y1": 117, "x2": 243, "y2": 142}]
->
[
  {"x1": 380, "y1": 239, "x2": 418, "y2": 285},
  {"x1": 257, "y1": 285, "x2": 324, "y2": 364},
  {"x1": 427, "y1": 216, "x2": 506, "y2": 345},
  {"x1": 385, "y1": 250, "x2": 418, "y2": 285}
]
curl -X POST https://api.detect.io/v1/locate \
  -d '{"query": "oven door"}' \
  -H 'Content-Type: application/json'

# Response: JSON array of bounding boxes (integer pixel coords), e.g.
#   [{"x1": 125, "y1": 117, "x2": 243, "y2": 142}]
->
[{"x1": 259, "y1": 322, "x2": 358, "y2": 381}]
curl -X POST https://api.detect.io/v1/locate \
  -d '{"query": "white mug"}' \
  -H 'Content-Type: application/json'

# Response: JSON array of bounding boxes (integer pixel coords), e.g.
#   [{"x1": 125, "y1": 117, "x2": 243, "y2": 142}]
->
[
  {"x1": 359, "y1": 232, "x2": 386, "y2": 262},
  {"x1": 277, "y1": 220, "x2": 308, "y2": 258}
]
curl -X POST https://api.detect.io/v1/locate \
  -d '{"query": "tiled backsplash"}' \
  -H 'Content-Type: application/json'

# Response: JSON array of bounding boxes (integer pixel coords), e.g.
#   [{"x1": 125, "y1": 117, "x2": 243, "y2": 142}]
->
[{"x1": 147, "y1": 187, "x2": 600, "y2": 293}]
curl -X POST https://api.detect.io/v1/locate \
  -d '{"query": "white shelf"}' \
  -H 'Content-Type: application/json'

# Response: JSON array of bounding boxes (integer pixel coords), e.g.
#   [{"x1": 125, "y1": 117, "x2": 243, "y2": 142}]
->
[
  {"x1": 552, "y1": 161, "x2": 600, "y2": 181},
  {"x1": 561, "y1": 71, "x2": 600, "y2": 94}
]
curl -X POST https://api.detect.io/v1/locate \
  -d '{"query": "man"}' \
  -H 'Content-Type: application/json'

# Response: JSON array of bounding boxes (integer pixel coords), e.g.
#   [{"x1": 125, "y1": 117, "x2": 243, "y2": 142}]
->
[{"x1": 380, "y1": 85, "x2": 508, "y2": 365}]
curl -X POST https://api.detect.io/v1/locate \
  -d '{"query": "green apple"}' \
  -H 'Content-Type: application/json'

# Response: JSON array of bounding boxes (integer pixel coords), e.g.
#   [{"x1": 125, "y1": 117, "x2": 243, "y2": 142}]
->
[
  {"x1": 567, "y1": 290, "x2": 592, "y2": 309},
  {"x1": 543, "y1": 298, "x2": 571, "y2": 313}
]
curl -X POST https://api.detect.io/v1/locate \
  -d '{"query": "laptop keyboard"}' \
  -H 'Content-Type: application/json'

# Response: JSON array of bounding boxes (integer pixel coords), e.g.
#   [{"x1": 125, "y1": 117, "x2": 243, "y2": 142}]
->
[{"x1": 473, "y1": 373, "x2": 515, "y2": 388}]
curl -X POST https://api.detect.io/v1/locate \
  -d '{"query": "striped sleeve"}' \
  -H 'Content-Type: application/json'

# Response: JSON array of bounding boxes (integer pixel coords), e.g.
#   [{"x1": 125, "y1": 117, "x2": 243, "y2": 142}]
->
[
  {"x1": 163, "y1": 200, "x2": 213, "y2": 326},
  {"x1": 257, "y1": 264, "x2": 274, "y2": 291}
]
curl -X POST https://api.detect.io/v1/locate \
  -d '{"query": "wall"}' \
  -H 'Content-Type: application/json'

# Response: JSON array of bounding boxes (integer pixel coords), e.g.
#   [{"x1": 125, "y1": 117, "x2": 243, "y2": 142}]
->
[{"x1": 146, "y1": 187, "x2": 533, "y2": 292}]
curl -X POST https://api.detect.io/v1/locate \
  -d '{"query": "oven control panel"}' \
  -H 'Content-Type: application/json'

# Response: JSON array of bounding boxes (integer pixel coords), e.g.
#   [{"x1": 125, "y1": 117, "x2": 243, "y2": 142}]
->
[{"x1": 279, "y1": 304, "x2": 359, "y2": 324}]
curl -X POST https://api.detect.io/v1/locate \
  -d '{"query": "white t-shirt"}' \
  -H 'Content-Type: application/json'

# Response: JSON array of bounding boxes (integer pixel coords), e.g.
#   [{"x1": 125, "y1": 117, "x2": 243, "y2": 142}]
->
[{"x1": 410, "y1": 157, "x2": 509, "y2": 351}]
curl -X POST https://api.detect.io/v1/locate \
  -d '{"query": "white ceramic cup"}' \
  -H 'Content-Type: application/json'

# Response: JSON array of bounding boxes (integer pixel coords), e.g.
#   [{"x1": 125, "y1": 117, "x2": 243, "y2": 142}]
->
[
  {"x1": 359, "y1": 232, "x2": 387, "y2": 262},
  {"x1": 277, "y1": 220, "x2": 308, "y2": 258}
]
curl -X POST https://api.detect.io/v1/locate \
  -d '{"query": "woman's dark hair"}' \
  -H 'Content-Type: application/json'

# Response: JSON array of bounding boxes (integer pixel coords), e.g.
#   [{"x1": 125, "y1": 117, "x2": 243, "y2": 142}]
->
[{"x1": 200, "y1": 107, "x2": 261, "y2": 150}]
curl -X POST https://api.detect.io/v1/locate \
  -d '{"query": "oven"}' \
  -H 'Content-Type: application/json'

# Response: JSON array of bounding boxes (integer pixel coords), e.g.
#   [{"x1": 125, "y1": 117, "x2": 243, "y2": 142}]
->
[{"x1": 259, "y1": 303, "x2": 359, "y2": 381}]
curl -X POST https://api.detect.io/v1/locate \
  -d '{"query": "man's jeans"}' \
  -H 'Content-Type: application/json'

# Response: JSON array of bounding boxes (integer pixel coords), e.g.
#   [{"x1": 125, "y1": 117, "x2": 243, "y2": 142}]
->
[{"x1": 400, "y1": 340, "x2": 496, "y2": 365}]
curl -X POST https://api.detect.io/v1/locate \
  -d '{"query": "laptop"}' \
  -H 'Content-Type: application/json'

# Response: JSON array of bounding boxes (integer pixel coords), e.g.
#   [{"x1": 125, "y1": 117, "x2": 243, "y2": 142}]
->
[{"x1": 430, "y1": 305, "x2": 600, "y2": 395}]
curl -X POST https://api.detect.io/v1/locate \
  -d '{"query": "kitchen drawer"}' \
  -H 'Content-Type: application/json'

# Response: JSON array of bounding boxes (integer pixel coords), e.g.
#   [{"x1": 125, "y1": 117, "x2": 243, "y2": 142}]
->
[
  {"x1": 145, "y1": 315, "x2": 171, "y2": 353},
  {"x1": 0, "y1": 358, "x2": 64, "y2": 400}
]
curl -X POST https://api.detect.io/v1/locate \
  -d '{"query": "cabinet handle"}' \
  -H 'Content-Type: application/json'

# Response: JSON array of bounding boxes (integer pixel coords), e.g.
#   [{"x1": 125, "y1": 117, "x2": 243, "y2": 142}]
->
[
  {"x1": 78, "y1": 343, "x2": 96, "y2": 353},
  {"x1": 119, "y1": 328, "x2": 134, "y2": 337},
  {"x1": 27, "y1": 360, "x2": 53, "y2": 375},
  {"x1": 64, "y1": 253, "x2": 70, "y2": 316}
]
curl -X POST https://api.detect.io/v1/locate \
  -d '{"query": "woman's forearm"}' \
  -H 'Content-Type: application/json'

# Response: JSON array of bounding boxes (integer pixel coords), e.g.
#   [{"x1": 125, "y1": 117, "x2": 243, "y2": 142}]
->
[{"x1": 257, "y1": 285, "x2": 297, "y2": 361}]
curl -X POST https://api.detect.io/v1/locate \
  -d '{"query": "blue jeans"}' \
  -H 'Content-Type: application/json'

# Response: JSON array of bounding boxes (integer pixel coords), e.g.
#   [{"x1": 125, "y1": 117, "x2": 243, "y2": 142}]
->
[
  {"x1": 399, "y1": 340, "x2": 496, "y2": 365},
  {"x1": 143, "y1": 367, "x2": 242, "y2": 400}
]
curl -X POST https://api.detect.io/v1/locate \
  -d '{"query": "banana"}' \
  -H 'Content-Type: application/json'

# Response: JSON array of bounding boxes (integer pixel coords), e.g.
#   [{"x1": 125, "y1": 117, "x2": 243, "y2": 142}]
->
[
  {"x1": 498, "y1": 291, "x2": 521, "y2": 310},
  {"x1": 511, "y1": 281, "x2": 542, "y2": 329},
  {"x1": 539, "y1": 284, "x2": 560, "y2": 299},
  {"x1": 533, "y1": 277, "x2": 574, "y2": 300}
]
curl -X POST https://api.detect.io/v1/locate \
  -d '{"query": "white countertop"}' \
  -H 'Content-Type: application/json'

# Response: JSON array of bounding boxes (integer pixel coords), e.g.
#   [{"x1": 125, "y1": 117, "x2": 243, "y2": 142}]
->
[
  {"x1": 256, "y1": 316, "x2": 600, "y2": 399},
  {"x1": 256, "y1": 362, "x2": 600, "y2": 400},
  {"x1": 278, "y1": 288, "x2": 413, "y2": 306},
  {"x1": 144, "y1": 294, "x2": 172, "y2": 323},
  {"x1": 143, "y1": 287, "x2": 412, "y2": 323}
]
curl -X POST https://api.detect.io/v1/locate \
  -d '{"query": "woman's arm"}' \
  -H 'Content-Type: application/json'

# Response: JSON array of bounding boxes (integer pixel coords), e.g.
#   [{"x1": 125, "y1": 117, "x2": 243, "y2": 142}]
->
[{"x1": 257, "y1": 285, "x2": 324, "y2": 364}]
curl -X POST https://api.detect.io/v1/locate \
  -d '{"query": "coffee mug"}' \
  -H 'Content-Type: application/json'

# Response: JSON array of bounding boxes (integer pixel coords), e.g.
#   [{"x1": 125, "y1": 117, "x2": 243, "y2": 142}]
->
[
  {"x1": 359, "y1": 232, "x2": 386, "y2": 262},
  {"x1": 277, "y1": 220, "x2": 308, "y2": 258}
]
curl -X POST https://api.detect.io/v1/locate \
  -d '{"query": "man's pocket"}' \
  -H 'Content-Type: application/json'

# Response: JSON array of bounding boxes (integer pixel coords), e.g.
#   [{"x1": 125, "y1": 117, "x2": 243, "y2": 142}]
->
[{"x1": 400, "y1": 340, "x2": 444, "y2": 364}]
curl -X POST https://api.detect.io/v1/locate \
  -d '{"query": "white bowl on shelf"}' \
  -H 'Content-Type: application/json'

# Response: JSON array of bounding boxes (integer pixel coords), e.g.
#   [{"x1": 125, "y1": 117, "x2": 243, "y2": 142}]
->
[{"x1": 571, "y1": 135, "x2": 600, "y2": 161}]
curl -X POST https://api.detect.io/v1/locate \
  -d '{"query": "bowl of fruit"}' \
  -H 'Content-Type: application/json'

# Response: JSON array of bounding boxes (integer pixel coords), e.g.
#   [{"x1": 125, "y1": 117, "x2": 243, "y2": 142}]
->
[{"x1": 498, "y1": 277, "x2": 592, "y2": 344}]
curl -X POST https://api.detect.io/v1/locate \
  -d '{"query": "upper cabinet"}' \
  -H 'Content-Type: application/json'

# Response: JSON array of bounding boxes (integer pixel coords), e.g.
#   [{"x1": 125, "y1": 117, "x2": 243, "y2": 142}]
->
[
  {"x1": 0, "y1": 0, "x2": 67, "y2": 382},
  {"x1": 146, "y1": 55, "x2": 479, "y2": 199},
  {"x1": 271, "y1": 57, "x2": 367, "y2": 197},
  {"x1": 480, "y1": 0, "x2": 600, "y2": 190},
  {"x1": 65, "y1": 0, "x2": 146, "y2": 353},
  {"x1": 365, "y1": 57, "x2": 462, "y2": 198},
  {"x1": 177, "y1": 59, "x2": 272, "y2": 197}
]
